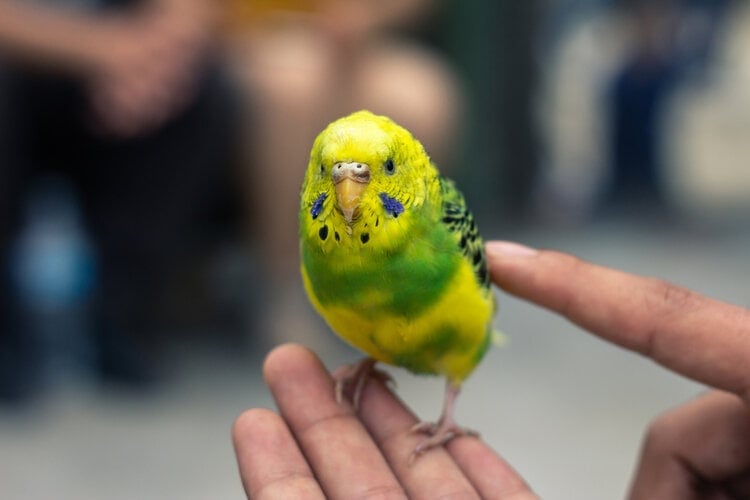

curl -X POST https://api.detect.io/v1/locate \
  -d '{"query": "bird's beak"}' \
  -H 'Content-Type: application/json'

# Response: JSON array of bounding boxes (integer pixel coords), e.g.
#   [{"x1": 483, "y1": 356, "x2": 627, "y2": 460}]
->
[{"x1": 332, "y1": 162, "x2": 370, "y2": 223}]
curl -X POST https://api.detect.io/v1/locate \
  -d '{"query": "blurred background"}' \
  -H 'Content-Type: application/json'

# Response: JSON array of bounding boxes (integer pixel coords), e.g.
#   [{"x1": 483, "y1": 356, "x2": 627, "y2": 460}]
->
[{"x1": 1, "y1": 0, "x2": 749, "y2": 498}]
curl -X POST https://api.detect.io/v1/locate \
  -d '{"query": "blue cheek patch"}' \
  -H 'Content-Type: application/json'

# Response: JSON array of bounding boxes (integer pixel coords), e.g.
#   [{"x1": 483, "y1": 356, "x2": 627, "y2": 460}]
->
[
  {"x1": 379, "y1": 193, "x2": 404, "y2": 218},
  {"x1": 311, "y1": 193, "x2": 327, "y2": 219}
]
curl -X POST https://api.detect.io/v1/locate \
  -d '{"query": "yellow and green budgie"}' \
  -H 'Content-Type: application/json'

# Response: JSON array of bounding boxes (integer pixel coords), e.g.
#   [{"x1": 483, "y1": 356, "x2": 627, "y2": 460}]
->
[{"x1": 299, "y1": 110, "x2": 495, "y2": 459}]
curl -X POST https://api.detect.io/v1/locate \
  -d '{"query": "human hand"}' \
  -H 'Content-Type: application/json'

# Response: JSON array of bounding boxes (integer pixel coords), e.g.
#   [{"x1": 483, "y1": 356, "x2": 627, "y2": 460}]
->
[
  {"x1": 86, "y1": 1, "x2": 215, "y2": 137},
  {"x1": 486, "y1": 241, "x2": 750, "y2": 499},
  {"x1": 232, "y1": 344, "x2": 537, "y2": 499},
  {"x1": 318, "y1": 0, "x2": 381, "y2": 46},
  {"x1": 316, "y1": 0, "x2": 429, "y2": 57},
  {"x1": 234, "y1": 241, "x2": 750, "y2": 498}
]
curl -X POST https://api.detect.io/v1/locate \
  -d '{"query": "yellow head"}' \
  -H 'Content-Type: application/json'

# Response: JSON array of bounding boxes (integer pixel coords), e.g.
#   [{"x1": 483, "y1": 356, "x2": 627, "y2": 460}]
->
[{"x1": 301, "y1": 110, "x2": 439, "y2": 233}]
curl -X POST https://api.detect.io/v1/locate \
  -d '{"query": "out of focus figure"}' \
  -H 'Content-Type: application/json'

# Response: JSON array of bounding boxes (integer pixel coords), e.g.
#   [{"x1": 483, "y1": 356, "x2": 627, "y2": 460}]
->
[
  {"x1": 607, "y1": 1, "x2": 682, "y2": 210},
  {"x1": 537, "y1": 0, "x2": 738, "y2": 224},
  {"x1": 662, "y1": 0, "x2": 750, "y2": 225},
  {"x1": 0, "y1": 0, "x2": 239, "y2": 401},
  {"x1": 224, "y1": 0, "x2": 464, "y2": 346}
]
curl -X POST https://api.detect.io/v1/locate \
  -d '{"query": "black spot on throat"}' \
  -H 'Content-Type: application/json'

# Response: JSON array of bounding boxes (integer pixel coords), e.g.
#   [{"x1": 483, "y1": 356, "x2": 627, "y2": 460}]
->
[
  {"x1": 360, "y1": 233, "x2": 370, "y2": 244},
  {"x1": 319, "y1": 225, "x2": 329, "y2": 241}
]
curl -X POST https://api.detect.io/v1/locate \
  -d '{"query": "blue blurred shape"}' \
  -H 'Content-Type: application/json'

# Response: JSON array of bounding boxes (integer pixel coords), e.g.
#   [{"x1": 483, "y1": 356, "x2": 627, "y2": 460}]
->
[
  {"x1": 11, "y1": 175, "x2": 96, "y2": 311},
  {"x1": 10, "y1": 174, "x2": 98, "y2": 384}
]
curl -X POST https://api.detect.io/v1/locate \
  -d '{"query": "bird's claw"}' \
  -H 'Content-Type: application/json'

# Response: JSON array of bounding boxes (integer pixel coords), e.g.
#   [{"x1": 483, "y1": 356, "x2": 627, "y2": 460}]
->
[
  {"x1": 333, "y1": 357, "x2": 394, "y2": 410},
  {"x1": 409, "y1": 420, "x2": 478, "y2": 464}
]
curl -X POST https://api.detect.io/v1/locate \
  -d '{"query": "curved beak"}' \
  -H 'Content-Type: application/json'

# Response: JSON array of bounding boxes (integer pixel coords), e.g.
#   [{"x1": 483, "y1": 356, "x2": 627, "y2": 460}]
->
[{"x1": 333, "y1": 162, "x2": 370, "y2": 223}]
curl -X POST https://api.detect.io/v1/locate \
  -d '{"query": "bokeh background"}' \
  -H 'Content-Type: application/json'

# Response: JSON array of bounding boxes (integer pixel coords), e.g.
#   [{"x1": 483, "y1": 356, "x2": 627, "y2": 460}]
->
[{"x1": 2, "y1": 0, "x2": 750, "y2": 498}]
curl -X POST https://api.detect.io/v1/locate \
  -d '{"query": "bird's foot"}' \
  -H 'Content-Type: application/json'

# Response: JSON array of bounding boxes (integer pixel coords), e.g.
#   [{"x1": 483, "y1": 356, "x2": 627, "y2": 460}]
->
[
  {"x1": 333, "y1": 357, "x2": 394, "y2": 410},
  {"x1": 408, "y1": 382, "x2": 477, "y2": 464},
  {"x1": 409, "y1": 419, "x2": 478, "y2": 464}
]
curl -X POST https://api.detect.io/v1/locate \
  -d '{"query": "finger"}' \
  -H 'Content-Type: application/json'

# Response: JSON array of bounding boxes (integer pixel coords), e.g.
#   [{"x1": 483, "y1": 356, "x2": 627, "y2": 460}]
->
[
  {"x1": 629, "y1": 390, "x2": 750, "y2": 499},
  {"x1": 357, "y1": 378, "x2": 539, "y2": 498},
  {"x1": 486, "y1": 241, "x2": 750, "y2": 401},
  {"x1": 263, "y1": 344, "x2": 406, "y2": 499},
  {"x1": 355, "y1": 376, "x2": 481, "y2": 498},
  {"x1": 447, "y1": 438, "x2": 539, "y2": 499},
  {"x1": 232, "y1": 408, "x2": 324, "y2": 499}
]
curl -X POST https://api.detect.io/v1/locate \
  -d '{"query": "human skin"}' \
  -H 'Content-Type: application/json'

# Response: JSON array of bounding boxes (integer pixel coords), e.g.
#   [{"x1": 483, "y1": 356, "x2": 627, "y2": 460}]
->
[
  {"x1": 233, "y1": 240, "x2": 750, "y2": 499},
  {"x1": 0, "y1": 0, "x2": 218, "y2": 137}
]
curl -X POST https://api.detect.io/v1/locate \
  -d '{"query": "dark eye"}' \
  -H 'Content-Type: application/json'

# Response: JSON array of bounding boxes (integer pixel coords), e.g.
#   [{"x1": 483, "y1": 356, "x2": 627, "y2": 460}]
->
[
  {"x1": 384, "y1": 158, "x2": 395, "y2": 175},
  {"x1": 320, "y1": 163, "x2": 325, "y2": 174}
]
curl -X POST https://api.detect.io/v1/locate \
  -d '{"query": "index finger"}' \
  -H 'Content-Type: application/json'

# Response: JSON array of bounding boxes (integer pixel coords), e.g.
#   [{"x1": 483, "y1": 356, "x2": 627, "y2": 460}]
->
[{"x1": 486, "y1": 241, "x2": 750, "y2": 402}]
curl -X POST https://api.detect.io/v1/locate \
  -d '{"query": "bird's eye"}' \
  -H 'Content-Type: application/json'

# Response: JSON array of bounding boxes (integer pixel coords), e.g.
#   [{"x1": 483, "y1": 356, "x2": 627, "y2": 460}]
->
[
  {"x1": 320, "y1": 163, "x2": 325, "y2": 174},
  {"x1": 384, "y1": 159, "x2": 395, "y2": 175}
]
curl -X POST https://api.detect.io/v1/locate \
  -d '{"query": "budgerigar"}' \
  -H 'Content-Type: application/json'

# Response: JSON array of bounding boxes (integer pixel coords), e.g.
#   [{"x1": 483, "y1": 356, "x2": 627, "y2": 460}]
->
[{"x1": 299, "y1": 110, "x2": 495, "y2": 459}]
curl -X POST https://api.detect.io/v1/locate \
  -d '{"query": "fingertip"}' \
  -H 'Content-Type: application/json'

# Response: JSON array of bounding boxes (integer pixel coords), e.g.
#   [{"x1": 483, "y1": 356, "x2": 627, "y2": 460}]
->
[
  {"x1": 448, "y1": 437, "x2": 538, "y2": 498},
  {"x1": 262, "y1": 343, "x2": 339, "y2": 415},
  {"x1": 232, "y1": 408, "x2": 290, "y2": 487},
  {"x1": 485, "y1": 240, "x2": 538, "y2": 259},
  {"x1": 487, "y1": 242, "x2": 583, "y2": 295},
  {"x1": 231, "y1": 407, "x2": 325, "y2": 499},
  {"x1": 263, "y1": 343, "x2": 322, "y2": 384},
  {"x1": 232, "y1": 408, "x2": 278, "y2": 444},
  {"x1": 486, "y1": 241, "x2": 541, "y2": 287}
]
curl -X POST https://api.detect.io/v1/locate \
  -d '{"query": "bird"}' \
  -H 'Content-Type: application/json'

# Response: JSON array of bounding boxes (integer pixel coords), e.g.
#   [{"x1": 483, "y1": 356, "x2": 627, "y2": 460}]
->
[{"x1": 299, "y1": 110, "x2": 495, "y2": 460}]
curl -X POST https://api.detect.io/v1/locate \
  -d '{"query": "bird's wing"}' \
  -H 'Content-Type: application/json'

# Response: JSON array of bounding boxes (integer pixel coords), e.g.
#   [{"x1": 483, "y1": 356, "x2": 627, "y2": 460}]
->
[{"x1": 438, "y1": 176, "x2": 490, "y2": 290}]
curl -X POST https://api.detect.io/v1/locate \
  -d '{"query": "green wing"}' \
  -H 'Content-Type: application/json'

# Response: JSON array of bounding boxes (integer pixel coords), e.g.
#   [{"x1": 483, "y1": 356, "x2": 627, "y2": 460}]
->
[{"x1": 438, "y1": 176, "x2": 490, "y2": 290}]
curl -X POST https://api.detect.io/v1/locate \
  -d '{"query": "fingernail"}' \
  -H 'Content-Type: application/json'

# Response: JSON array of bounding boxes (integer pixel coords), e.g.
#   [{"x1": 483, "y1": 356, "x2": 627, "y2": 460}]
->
[{"x1": 485, "y1": 241, "x2": 538, "y2": 257}]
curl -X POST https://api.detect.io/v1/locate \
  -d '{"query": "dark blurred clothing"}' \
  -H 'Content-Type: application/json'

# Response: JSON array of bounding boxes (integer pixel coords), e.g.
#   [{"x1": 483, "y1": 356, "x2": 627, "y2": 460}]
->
[
  {"x1": 0, "y1": 64, "x2": 240, "y2": 399},
  {"x1": 609, "y1": 57, "x2": 676, "y2": 205}
]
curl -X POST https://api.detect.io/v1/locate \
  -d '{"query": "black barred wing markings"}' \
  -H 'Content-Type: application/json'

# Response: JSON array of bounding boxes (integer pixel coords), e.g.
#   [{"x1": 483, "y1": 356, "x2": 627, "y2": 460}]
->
[{"x1": 438, "y1": 176, "x2": 489, "y2": 289}]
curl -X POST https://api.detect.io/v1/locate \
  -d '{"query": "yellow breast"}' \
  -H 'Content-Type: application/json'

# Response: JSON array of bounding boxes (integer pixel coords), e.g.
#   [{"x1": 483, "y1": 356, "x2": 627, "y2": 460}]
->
[{"x1": 302, "y1": 254, "x2": 493, "y2": 384}]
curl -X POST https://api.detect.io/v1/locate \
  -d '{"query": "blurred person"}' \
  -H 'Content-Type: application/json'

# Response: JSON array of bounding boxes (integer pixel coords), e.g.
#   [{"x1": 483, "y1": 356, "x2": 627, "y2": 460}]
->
[
  {"x1": 536, "y1": 0, "x2": 729, "y2": 223},
  {"x1": 608, "y1": 0, "x2": 681, "y2": 210},
  {"x1": 0, "y1": 0, "x2": 239, "y2": 401},
  {"x1": 534, "y1": 1, "x2": 628, "y2": 222},
  {"x1": 234, "y1": 241, "x2": 750, "y2": 499},
  {"x1": 223, "y1": 0, "x2": 464, "y2": 347},
  {"x1": 662, "y1": 0, "x2": 750, "y2": 225}
]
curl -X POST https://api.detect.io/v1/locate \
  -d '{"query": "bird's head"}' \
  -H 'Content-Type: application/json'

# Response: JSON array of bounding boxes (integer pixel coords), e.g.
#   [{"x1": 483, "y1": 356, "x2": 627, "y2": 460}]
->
[{"x1": 301, "y1": 110, "x2": 435, "y2": 229}]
